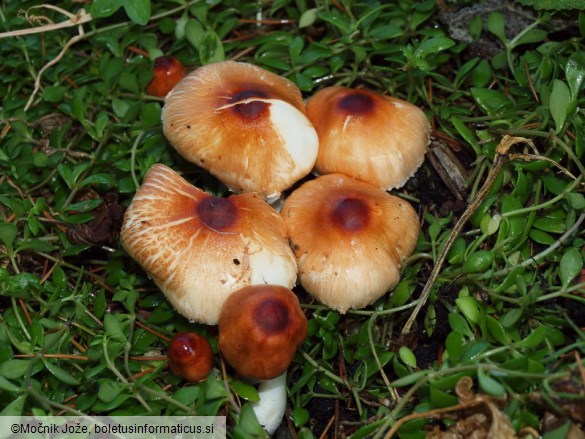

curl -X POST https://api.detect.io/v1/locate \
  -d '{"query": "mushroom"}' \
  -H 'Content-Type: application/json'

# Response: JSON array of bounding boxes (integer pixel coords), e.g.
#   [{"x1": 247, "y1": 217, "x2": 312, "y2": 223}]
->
[
  {"x1": 146, "y1": 56, "x2": 187, "y2": 97},
  {"x1": 161, "y1": 61, "x2": 319, "y2": 202},
  {"x1": 120, "y1": 163, "x2": 297, "y2": 325},
  {"x1": 167, "y1": 332, "x2": 213, "y2": 382},
  {"x1": 218, "y1": 285, "x2": 307, "y2": 380},
  {"x1": 218, "y1": 284, "x2": 307, "y2": 434},
  {"x1": 280, "y1": 173, "x2": 420, "y2": 313},
  {"x1": 306, "y1": 86, "x2": 430, "y2": 190}
]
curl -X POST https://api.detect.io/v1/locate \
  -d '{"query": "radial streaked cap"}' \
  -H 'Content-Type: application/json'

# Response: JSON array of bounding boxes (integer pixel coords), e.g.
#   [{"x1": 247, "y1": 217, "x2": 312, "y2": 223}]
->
[
  {"x1": 281, "y1": 174, "x2": 420, "y2": 313},
  {"x1": 162, "y1": 61, "x2": 319, "y2": 202},
  {"x1": 121, "y1": 164, "x2": 297, "y2": 325},
  {"x1": 218, "y1": 285, "x2": 307, "y2": 380},
  {"x1": 306, "y1": 86, "x2": 430, "y2": 190}
]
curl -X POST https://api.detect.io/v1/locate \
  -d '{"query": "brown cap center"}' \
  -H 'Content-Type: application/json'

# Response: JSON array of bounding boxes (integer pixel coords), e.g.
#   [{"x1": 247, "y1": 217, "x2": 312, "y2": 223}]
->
[
  {"x1": 231, "y1": 89, "x2": 269, "y2": 119},
  {"x1": 153, "y1": 56, "x2": 176, "y2": 71},
  {"x1": 338, "y1": 92, "x2": 374, "y2": 115},
  {"x1": 254, "y1": 298, "x2": 290, "y2": 334},
  {"x1": 330, "y1": 197, "x2": 370, "y2": 231},
  {"x1": 197, "y1": 196, "x2": 238, "y2": 231}
]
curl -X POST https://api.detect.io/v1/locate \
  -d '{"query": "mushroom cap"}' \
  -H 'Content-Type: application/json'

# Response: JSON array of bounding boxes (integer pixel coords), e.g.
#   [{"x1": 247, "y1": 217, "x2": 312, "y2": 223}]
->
[
  {"x1": 162, "y1": 61, "x2": 319, "y2": 202},
  {"x1": 280, "y1": 174, "x2": 420, "y2": 313},
  {"x1": 218, "y1": 285, "x2": 307, "y2": 380},
  {"x1": 120, "y1": 163, "x2": 297, "y2": 325},
  {"x1": 167, "y1": 332, "x2": 213, "y2": 382},
  {"x1": 147, "y1": 56, "x2": 187, "y2": 97},
  {"x1": 306, "y1": 86, "x2": 430, "y2": 190}
]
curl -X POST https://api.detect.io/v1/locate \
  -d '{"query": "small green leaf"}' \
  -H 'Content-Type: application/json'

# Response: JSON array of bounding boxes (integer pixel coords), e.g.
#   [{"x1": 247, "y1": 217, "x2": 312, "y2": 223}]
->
[
  {"x1": 533, "y1": 217, "x2": 566, "y2": 234},
  {"x1": 389, "y1": 280, "x2": 411, "y2": 306},
  {"x1": 104, "y1": 314, "x2": 127, "y2": 343},
  {"x1": 198, "y1": 30, "x2": 225, "y2": 64},
  {"x1": 43, "y1": 360, "x2": 80, "y2": 385},
  {"x1": 318, "y1": 10, "x2": 351, "y2": 33},
  {"x1": 513, "y1": 28, "x2": 548, "y2": 46},
  {"x1": 185, "y1": 19, "x2": 205, "y2": 48},
  {"x1": 447, "y1": 237, "x2": 467, "y2": 264},
  {"x1": 368, "y1": 24, "x2": 402, "y2": 39},
  {"x1": 500, "y1": 307, "x2": 524, "y2": 328},
  {"x1": 291, "y1": 407, "x2": 310, "y2": 427},
  {"x1": 237, "y1": 403, "x2": 265, "y2": 435},
  {"x1": 550, "y1": 79, "x2": 571, "y2": 132},
  {"x1": 456, "y1": 296, "x2": 483, "y2": 324},
  {"x1": 289, "y1": 36, "x2": 304, "y2": 65},
  {"x1": 364, "y1": 351, "x2": 393, "y2": 379},
  {"x1": 486, "y1": 12, "x2": 507, "y2": 43},
  {"x1": 90, "y1": 0, "x2": 123, "y2": 18},
  {"x1": 542, "y1": 175, "x2": 569, "y2": 195},
  {"x1": 451, "y1": 116, "x2": 480, "y2": 155},
  {"x1": 445, "y1": 331, "x2": 464, "y2": 362},
  {"x1": 567, "y1": 193, "x2": 585, "y2": 210},
  {"x1": 517, "y1": 325, "x2": 546, "y2": 349},
  {"x1": 559, "y1": 247, "x2": 583, "y2": 288},
  {"x1": 463, "y1": 250, "x2": 494, "y2": 273},
  {"x1": 44, "y1": 86, "x2": 67, "y2": 103},
  {"x1": 123, "y1": 0, "x2": 151, "y2": 25},
  {"x1": 98, "y1": 379, "x2": 125, "y2": 403},
  {"x1": 486, "y1": 316, "x2": 510, "y2": 344},
  {"x1": 471, "y1": 88, "x2": 510, "y2": 115},
  {"x1": 0, "y1": 359, "x2": 30, "y2": 380},
  {"x1": 414, "y1": 36, "x2": 456, "y2": 59},
  {"x1": 71, "y1": 87, "x2": 86, "y2": 123},
  {"x1": 0, "y1": 222, "x2": 17, "y2": 250},
  {"x1": 16, "y1": 240, "x2": 56, "y2": 253},
  {"x1": 299, "y1": 8, "x2": 318, "y2": 28},
  {"x1": 430, "y1": 384, "x2": 459, "y2": 408},
  {"x1": 172, "y1": 386, "x2": 200, "y2": 405},
  {"x1": 391, "y1": 370, "x2": 429, "y2": 387},
  {"x1": 398, "y1": 346, "x2": 417, "y2": 368},
  {"x1": 81, "y1": 173, "x2": 117, "y2": 188},
  {"x1": 93, "y1": 393, "x2": 131, "y2": 412},
  {"x1": 565, "y1": 54, "x2": 585, "y2": 100},
  {"x1": 448, "y1": 313, "x2": 474, "y2": 337},
  {"x1": 529, "y1": 229, "x2": 556, "y2": 245},
  {"x1": 469, "y1": 15, "x2": 483, "y2": 39},
  {"x1": 477, "y1": 368, "x2": 506, "y2": 396},
  {"x1": 460, "y1": 342, "x2": 489, "y2": 363},
  {"x1": 119, "y1": 71, "x2": 139, "y2": 94},
  {"x1": 0, "y1": 376, "x2": 20, "y2": 393},
  {"x1": 140, "y1": 103, "x2": 162, "y2": 129},
  {"x1": 0, "y1": 394, "x2": 27, "y2": 416},
  {"x1": 230, "y1": 380, "x2": 260, "y2": 402}
]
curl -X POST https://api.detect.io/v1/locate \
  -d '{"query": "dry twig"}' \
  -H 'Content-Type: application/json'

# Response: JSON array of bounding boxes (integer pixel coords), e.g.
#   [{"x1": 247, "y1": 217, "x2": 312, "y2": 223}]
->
[{"x1": 0, "y1": 5, "x2": 93, "y2": 112}]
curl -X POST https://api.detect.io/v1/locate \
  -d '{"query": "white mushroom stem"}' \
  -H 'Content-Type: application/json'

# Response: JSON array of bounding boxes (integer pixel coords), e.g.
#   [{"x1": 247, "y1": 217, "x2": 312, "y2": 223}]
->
[{"x1": 251, "y1": 372, "x2": 287, "y2": 435}]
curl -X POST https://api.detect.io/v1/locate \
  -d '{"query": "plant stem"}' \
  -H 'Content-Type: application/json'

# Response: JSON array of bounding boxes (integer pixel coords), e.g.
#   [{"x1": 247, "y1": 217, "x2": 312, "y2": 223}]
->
[{"x1": 402, "y1": 136, "x2": 535, "y2": 335}]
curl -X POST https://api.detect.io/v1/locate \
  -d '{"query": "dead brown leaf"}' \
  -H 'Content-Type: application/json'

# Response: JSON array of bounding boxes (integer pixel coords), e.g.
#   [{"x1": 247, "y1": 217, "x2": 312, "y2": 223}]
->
[{"x1": 66, "y1": 191, "x2": 124, "y2": 245}]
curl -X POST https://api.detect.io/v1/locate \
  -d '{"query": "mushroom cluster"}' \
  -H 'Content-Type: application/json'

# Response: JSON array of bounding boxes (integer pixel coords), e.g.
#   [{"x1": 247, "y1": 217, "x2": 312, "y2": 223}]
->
[{"x1": 122, "y1": 60, "x2": 429, "y2": 435}]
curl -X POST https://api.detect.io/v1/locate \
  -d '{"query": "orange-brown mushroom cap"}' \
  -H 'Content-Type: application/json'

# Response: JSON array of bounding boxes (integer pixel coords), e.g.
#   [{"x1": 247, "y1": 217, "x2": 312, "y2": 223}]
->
[
  {"x1": 146, "y1": 56, "x2": 187, "y2": 97},
  {"x1": 120, "y1": 164, "x2": 297, "y2": 325},
  {"x1": 281, "y1": 174, "x2": 420, "y2": 313},
  {"x1": 218, "y1": 285, "x2": 307, "y2": 380},
  {"x1": 306, "y1": 86, "x2": 430, "y2": 190},
  {"x1": 167, "y1": 332, "x2": 213, "y2": 382},
  {"x1": 162, "y1": 61, "x2": 319, "y2": 201}
]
